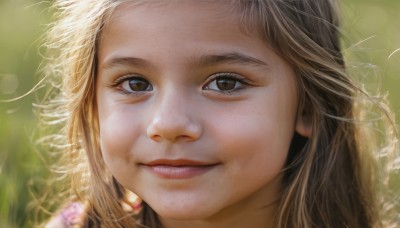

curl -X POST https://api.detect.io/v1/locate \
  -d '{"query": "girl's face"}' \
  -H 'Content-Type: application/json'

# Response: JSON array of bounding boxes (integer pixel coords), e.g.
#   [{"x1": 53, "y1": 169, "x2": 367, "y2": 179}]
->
[{"x1": 96, "y1": 1, "x2": 310, "y2": 225}]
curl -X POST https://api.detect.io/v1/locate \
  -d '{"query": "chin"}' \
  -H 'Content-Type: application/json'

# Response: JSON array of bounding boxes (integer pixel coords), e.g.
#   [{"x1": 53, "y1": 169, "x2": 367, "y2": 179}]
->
[{"x1": 151, "y1": 202, "x2": 219, "y2": 221}]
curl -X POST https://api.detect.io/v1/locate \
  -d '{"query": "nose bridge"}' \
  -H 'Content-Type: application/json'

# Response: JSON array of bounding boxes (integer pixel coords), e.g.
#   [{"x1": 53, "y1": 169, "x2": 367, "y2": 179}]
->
[{"x1": 147, "y1": 86, "x2": 201, "y2": 142}]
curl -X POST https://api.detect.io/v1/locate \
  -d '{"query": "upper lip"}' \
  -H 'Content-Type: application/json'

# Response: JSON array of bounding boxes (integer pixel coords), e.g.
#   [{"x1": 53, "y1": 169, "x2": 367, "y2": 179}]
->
[{"x1": 143, "y1": 159, "x2": 216, "y2": 167}]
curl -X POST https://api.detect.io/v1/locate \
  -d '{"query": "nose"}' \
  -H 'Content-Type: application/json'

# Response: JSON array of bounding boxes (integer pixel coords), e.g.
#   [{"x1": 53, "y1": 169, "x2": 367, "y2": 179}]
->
[{"x1": 146, "y1": 92, "x2": 202, "y2": 143}]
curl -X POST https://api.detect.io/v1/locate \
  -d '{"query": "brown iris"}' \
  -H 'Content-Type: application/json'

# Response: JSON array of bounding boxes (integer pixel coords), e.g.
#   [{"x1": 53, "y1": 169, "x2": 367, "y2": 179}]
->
[
  {"x1": 216, "y1": 78, "x2": 237, "y2": 91},
  {"x1": 128, "y1": 78, "x2": 151, "y2": 91}
]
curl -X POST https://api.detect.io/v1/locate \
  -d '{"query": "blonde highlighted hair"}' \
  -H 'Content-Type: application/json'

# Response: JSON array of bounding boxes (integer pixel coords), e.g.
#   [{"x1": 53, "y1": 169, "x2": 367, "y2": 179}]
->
[{"x1": 38, "y1": 0, "x2": 398, "y2": 227}]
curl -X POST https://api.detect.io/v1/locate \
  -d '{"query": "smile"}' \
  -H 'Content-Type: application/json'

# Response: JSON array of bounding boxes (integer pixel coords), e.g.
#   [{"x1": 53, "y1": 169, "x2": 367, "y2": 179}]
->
[{"x1": 141, "y1": 159, "x2": 218, "y2": 179}]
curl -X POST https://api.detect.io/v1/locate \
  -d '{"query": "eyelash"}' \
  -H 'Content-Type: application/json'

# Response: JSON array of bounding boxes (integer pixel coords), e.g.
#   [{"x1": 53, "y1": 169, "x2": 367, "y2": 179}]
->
[
  {"x1": 202, "y1": 72, "x2": 249, "y2": 95},
  {"x1": 109, "y1": 74, "x2": 151, "y2": 96},
  {"x1": 109, "y1": 72, "x2": 250, "y2": 96}
]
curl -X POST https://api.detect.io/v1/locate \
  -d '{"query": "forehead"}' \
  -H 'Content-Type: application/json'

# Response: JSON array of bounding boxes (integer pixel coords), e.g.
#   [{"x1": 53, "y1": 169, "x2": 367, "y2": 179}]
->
[
  {"x1": 109, "y1": 0, "x2": 240, "y2": 21},
  {"x1": 101, "y1": 0, "x2": 261, "y2": 41},
  {"x1": 97, "y1": 1, "x2": 270, "y2": 66}
]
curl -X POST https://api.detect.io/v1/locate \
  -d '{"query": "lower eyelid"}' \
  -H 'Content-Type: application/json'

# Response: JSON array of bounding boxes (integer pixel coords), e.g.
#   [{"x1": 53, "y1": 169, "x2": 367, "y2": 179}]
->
[
  {"x1": 106, "y1": 81, "x2": 152, "y2": 98},
  {"x1": 114, "y1": 89, "x2": 152, "y2": 99}
]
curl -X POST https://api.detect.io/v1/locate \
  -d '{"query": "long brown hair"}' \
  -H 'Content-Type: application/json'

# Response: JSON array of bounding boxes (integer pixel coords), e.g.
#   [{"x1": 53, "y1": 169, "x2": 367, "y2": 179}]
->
[
  {"x1": 240, "y1": 1, "x2": 395, "y2": 227},
  {"x1": 38, "y1": 0, "x2": 398, "y2": 227}
]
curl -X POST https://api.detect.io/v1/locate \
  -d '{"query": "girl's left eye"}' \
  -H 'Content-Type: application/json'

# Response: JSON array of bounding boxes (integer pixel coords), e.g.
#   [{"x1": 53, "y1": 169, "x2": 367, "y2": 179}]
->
[{"x1": 203, "y1": 73, "x2": 247, "y2": 93}]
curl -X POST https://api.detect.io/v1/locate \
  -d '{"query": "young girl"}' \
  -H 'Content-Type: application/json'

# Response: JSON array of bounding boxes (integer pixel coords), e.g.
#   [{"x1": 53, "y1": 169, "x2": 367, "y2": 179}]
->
[{"x1": 39, "y1": 0, "x2": 398, "y2": 227}]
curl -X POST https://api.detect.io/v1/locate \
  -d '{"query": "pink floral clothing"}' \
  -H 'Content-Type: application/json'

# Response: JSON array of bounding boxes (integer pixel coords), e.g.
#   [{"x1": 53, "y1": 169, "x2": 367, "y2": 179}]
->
[
  {"x1": 45, "y1": 202, "x2": 86, "y2": 228},
  {"x1": 45, "y1": 194, "x2": 142, "y2": 228}
]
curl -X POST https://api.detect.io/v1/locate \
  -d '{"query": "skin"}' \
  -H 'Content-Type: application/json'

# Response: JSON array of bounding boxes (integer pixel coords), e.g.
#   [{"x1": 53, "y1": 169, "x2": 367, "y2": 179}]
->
[{"x1": 96, "y1": 1, "x2": 311, "y2": 228}]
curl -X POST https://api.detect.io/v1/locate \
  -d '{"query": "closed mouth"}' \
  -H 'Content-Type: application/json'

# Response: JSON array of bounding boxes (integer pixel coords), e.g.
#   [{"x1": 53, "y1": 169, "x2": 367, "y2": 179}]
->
[
  {"x1": 144, "y1": 159, "x2": 216, "y2": 167},
  {"x1": 141, "y1": 159, "x2": 219, "y2": 179}
]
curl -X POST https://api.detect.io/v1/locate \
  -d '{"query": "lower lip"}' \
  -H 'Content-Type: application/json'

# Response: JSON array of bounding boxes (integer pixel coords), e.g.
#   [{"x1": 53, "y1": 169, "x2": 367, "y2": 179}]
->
[{"x1": 143, "y1": 164, "x2": 217, "y2": 179}]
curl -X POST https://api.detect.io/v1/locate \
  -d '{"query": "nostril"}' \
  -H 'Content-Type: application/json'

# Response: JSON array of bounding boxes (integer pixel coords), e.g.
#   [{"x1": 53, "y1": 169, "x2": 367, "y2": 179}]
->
[
  {"x1": 176, "y1": 135, "x2": 196, "y2": 142},
  {"x1": 150, "y1": 134, "x2": 162, "y2": 142},
  {"x1": 149, "y1": 133, "x2": 196, "y2": 142}
]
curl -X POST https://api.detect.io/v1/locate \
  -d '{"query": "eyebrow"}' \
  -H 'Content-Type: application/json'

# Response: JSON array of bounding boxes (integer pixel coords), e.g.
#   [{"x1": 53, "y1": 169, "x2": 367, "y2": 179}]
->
[
  {"x1": 197, "y1": 52, "x2": 268, "y2": 68},
  {"x1": 101, "y1": 56, "x2": 153, "y2": 70},
  {"x1": 101, "y1": 52, "x2": 268, "y2": 70}
]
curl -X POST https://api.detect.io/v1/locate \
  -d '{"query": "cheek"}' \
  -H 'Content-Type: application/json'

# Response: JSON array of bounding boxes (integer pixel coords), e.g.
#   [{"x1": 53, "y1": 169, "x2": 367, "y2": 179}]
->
[
  {"x1": 208, "y1": 95, "x2": 297, "y2": 172},
  {"x1": 215, "y1": 114, "x2": 291, "y2": 164},
  {"x1": 98, "y1": 105, "x2": 143, "y2": 165}
]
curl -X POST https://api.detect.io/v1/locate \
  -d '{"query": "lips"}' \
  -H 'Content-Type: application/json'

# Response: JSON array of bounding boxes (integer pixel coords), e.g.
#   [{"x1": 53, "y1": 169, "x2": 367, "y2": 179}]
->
[{"x1": 141, "y1": 159, "x2": 218, "y2": 179}]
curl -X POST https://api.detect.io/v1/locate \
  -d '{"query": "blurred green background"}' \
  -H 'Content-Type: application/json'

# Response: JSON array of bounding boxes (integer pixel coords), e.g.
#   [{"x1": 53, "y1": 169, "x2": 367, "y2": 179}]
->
[{"x1": 0, "y1": 0, "x2": 399, "y2": 227}]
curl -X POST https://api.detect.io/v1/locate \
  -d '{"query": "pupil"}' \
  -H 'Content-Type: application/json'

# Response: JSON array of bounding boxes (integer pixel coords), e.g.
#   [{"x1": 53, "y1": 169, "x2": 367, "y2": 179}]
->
[
  {"x1": 129, "y1": 79, "x2": 149, "y2": 91},
  {"x1": 216, "y1": 78, "x2": 236, "y2": 91}
]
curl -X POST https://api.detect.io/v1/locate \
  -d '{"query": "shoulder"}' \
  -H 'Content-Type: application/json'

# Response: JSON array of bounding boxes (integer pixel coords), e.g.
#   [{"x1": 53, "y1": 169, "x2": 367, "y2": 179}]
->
[{"x1": 45, "y1": 202, "x2": 87, "y2": 228}]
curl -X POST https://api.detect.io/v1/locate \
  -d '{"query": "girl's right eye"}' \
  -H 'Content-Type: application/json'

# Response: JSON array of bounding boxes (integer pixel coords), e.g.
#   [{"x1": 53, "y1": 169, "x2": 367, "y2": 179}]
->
[{"x1": 118, "y1": 77, "x2": 153, "y2": 93}]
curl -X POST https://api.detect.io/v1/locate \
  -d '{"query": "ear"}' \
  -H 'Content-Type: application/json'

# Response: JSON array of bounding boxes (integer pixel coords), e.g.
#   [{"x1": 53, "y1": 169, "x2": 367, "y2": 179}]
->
[{"x1": 295, "y1": 112, "x2": 312, "y2": 138}]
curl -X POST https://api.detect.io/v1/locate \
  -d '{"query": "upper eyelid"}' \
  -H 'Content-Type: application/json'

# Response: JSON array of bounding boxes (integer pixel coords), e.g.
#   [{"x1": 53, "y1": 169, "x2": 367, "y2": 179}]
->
[
  {"x1": 210, "y1": 72, "x2": 243, "y2": 78},
  {"x1": 109, "y1": 74, "x2": 147, "y2": 87},
  {"x1": 205, "y1": 72, "x2": 251, "y2": 84}
]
